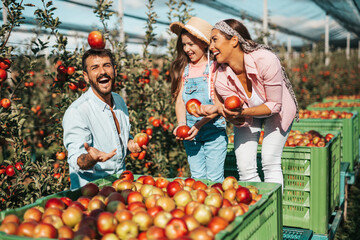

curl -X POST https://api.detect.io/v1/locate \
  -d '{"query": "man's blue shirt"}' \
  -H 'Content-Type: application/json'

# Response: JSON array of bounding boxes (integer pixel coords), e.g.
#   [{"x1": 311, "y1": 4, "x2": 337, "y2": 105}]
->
[{"x1": 62, "y1": 88, "x2": 131, "y2": 189}]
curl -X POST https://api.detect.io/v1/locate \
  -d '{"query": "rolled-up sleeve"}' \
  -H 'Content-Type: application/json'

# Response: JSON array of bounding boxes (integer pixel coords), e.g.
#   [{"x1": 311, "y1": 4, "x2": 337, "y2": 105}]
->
[
  {"x1": 62, "y1": 107, "x2": 92, "y2": 173},
  {"x1": 259, "y1": 56, "x2": 283, "y2": 114}
]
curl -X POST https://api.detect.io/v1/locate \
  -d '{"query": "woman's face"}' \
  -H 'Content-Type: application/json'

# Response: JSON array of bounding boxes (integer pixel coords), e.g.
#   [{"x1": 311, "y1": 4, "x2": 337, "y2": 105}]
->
[
  {"x1": 181, "y1": 32, "x2": 207, "y2": 64},
  {"x1": 210, "y1": 29, "x2": 232, "y2": 64}
]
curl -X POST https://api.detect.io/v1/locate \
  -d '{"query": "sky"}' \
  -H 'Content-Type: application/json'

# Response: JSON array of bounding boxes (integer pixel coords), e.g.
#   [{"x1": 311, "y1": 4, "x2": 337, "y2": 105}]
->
[{"x1": 4, "y1": 0, "x2": 357, "y2": 55}]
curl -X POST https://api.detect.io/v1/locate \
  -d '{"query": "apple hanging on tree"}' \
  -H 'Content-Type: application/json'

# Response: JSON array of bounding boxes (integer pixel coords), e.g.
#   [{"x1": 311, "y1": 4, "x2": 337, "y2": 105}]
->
[{"x1": 88, "y1": 31, "x2": 106, "y2": 49}]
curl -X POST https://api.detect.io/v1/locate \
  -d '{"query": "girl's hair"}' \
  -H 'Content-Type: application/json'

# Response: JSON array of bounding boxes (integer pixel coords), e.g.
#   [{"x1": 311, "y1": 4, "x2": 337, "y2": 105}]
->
[
  {"x1": 170, "y1": 29, "x2": 208, "y2": 101},
  {"x1": 220, "y1": 19, "x2": 252, "y2": 51}
]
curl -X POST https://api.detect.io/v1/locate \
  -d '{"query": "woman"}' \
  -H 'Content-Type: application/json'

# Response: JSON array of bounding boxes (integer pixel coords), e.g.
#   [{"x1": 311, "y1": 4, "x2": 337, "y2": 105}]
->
[{"x1": 194, "y1": 19, "x2": 298, "y2": 187}]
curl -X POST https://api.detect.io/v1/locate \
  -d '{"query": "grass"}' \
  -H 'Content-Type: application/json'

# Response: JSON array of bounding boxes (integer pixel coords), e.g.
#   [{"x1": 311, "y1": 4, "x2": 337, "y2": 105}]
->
[{"x1": 335, "y1": 171, "x2": 360, "y2": 240}]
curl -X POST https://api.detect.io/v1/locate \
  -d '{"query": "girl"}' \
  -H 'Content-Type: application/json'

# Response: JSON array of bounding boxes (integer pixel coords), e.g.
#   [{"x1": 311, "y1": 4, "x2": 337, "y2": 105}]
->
[
  {"x1": 195, "y1": 19, "x2": 298, "y2": 187},
  {"x1": 169, "y1": 17, "x2": 228, "y2": 182}
]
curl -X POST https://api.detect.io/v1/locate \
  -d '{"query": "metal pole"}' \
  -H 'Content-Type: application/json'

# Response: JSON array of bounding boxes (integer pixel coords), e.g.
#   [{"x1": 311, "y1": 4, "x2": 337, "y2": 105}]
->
[
  {"x1": 118, "y1": 0, "x2": 125, "y2": 44},
  {"x1": 325, "y1": 14, "x2": 330, "y2": 66},
  {"x1": 358, "y1": 40, "x2": 360, "y2": 60},
  {"x1": 287, "y1": 36, "x2": 291, "y2": 67},
  {"x1": 346, "y1": 32, "x2": 350, "y2": 60},
  {"x1": 263, "y1": 0, "x2": 268, "y2": 45},
  {"x1": 2, "y1": 2, "x2": 7, "y2": 24}
]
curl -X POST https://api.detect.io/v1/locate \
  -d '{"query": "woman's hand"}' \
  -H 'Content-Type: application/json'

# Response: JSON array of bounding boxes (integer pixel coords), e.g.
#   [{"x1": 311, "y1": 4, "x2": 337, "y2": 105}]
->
[
  {"x1": 192, "y1": 104, "x2": 219, "y2": 117},
  {"x1": 223, "y1": 107, "x2": 245, "y2": 125}
]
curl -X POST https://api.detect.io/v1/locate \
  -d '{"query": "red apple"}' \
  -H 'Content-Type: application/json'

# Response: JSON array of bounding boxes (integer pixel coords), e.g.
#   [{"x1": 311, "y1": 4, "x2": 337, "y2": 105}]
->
[
  {"x1": 114, "y1": 209, "x2": 133, "y2": 222},
  {"x1": 188, "y1": 226, "x2": 214, "y2": 240},
  {"x1": 23, "y1": 207, "x2": 42, "y2": 222},
  {"x1": 33, "y1": 223, "x2": 58, "y2": 239},
  {"x1": 0, "y1": 69, "x2": 7, "y2": 82},
  {"x1": 0, "y1": 222, "x2": 18, "y2": 235},
  {"x1": 0, "y1": 98, "x2": 11, "y2": 109},
  {"x1": 0, "y1": 57, "x2": 11, "y2": 70},
  {"x1": 222, "y1": 176, "x2": 239, "y2": 191},
  {"x1": 155, "y1": 177, "x2": 170, "y2": 189},
  {"x1": 67, "y1": 66, "x2": 75, "y2": 75},
  {"x1": 132, "y1": 211, "x2": 153, "y2": 231},
  {"x1": 192, "y1": 204, "x2": 213, "y2": 225},
  {"x1": 120, "y1": 170, "x2": 134, "y2": 181},
  {"x1": 42, "y1": 215, "x2": 64, "y2": 229},
  {"x1": 176, "y1": 125, "x2": 191, "y2": 139},
  {"x1": 235, "y1": 187, "x2": 252, "y2": 204},
  {"x1": 165, "y1": 217, "x2": 188, "y2": 239},
  {"x1": 127, "y1": 191, "x2": 144, "y2": 204},
  {"x1": 88, "y1": 31, "x2": 106, "y2": 49},
  {"x1": 186, "y1": 98, "x2": 201, "y2": 115},
  {"x1": 146, "y1": 226, "x2": 166, "y2": 240},
  {"x1": 147, "y1": 205, "x2": 164, "y2": 218},
  {"x1": 17, "y1": 221, "x2": 37, "y2": 237},
  {"x1": 115, "y1": 220, "x2": 139, "y2": 240},
  {"x1": 173, "y1": 190, "x2": 193, "y2": 207},
  {"x1": 97, "y1": 211, "x2": 118, "y2": 235},
  {"x1": 45, "y1": 197, "x2": 66, "y2": 210},
  {"x1": 218, "y1": 207, "x2": 236, "y2": 222},
  {"x1": 207, "y1": 216, "x2": 229, "y2": 235},
  {"x1": 153, "y1": 211, "x2": 173, "y2": 228},
  {"x1": 134, "y1": 133, "x2": 150, "y2": 148},
  {"x1": 81, "y1": 182, "x2": 99, "y2": 197},
  {"x1": 224, "y1": 96, "x2": 242, "y2": 110},
  {"x1": 1, "y1": 214, "x2": 20, "y2": 225},
  {"x1": 167, "y1": 181, "x2": 183, "y2": 197},
  {"x1": 156, "y1": 196, "x2": 176, "y2": 212},
  {"x1": 192, "y1": 181, "x2": 208, "y2": 190},
  {"x1": 58, "y1": 225, "x2": 74, "y2": 239},
  {"x1": 62, "y1": 206, "x2": 83, "y2": 228},
  {"x1": 184, "y1": 200, "x2": 201, "y2": 215},
  {"x1": 204, "y1": 193, "x2": 222, "y2": 208}
]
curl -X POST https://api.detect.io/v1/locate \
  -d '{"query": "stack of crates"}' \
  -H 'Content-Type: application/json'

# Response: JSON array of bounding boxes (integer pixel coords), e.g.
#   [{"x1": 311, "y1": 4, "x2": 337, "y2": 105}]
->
[
  {"x1": 0, "y1": 175, "x2": 283, "y2": 240},
  {"x1": 292, "y1": 112, "x2": 358, "y2": 172},
  {"x1": 224, "y1": 130, "x2": 341, "y2": 235}
]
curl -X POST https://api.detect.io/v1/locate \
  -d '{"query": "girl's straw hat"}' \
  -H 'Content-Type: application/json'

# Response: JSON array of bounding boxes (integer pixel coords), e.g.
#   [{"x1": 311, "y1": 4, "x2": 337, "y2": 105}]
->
[{"x1": 170, "y1": 17, "x2": 212, "y2": 45}]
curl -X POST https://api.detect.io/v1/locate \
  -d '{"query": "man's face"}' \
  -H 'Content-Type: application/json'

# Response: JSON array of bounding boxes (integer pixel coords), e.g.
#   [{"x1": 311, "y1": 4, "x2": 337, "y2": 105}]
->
[{"x1": 83, "y1": 55, "x2": 116, "y2": 99}]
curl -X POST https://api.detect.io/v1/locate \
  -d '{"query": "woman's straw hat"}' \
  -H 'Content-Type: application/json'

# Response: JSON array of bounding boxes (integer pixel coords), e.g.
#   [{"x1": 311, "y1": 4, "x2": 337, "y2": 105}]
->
[{"x1": 170, "y1": 17, "x2": 212, "y2": 45}]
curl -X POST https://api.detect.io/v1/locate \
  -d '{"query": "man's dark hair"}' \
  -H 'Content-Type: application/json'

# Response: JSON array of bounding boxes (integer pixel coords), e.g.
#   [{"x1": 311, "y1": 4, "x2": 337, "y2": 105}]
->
[{"x1": 82, "y1": 49, "x2": 115, "y2": 73}]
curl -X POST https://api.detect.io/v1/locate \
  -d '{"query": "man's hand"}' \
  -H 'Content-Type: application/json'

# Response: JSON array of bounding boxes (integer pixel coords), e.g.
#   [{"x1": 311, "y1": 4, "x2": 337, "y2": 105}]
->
[
  {"x1": 127, "y1": 139, "x2": 143, "y2": 153},
  {"x1": 84, "y1": 143, "x2": 116, "y2": 162},
  {"x1": 77, "y1": 143, "x2": 117, "y2": 170}
]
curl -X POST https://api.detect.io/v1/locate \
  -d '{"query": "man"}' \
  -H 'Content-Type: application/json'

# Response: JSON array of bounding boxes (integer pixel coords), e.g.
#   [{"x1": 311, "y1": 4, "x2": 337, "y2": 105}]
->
[{"x1": 63, "y1": 48, "x2": 141, "y2": 189}]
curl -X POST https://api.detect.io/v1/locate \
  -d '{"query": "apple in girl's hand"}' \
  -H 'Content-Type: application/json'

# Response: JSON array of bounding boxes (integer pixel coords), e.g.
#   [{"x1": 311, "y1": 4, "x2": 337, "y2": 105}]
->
[
  {"x1": 224, "y1": 96, "x2": 243, "y2": 110},
  {"x1": 186, "y1": 99, "x2": 201, "y2": 115},
  {"x1": 134, "y1": 133, "x2": 149, "y2": 148},
  {"x1": 176, "y1": 125, "x2": 191, "y2": 138}
]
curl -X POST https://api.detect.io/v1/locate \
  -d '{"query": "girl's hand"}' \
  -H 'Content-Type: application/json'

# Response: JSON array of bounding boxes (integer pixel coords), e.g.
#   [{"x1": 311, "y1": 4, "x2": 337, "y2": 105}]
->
[{"x1": 184, "y1": 125, "x2": 200, "y2": 141}]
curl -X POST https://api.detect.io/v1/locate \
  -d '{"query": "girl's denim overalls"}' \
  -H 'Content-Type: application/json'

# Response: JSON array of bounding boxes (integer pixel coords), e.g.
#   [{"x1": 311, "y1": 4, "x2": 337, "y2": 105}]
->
[{"x1": 182, "y1": 62, "x2": 228, "y2": 182}]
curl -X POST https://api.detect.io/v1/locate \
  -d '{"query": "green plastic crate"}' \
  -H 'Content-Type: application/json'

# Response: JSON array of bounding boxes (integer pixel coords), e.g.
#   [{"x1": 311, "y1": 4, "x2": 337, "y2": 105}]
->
[
  {"x1": 283, "y1": 227, "x2": 313, "y2": 240},
  {"x1": 0, "y1": 175, "x2": 283, "y2": 240},
  {"x1": 292, "y1": 112, "x2": 359, "y2": 172},
  {"x1": 323, "y1": 96, "x2": 360, "y2": 103},
  {"x1": 224, "y1": 130, "x2": 341, "y2": 235},
  {"x1": 307, "y1": 102, "x2": 360, "y2": 137}
]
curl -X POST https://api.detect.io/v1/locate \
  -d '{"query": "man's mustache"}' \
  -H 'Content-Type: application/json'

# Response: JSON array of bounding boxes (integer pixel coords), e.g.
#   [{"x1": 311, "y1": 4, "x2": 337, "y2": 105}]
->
[{"x1": 97, "y1": 74, "x2": 111, "y2": 81}]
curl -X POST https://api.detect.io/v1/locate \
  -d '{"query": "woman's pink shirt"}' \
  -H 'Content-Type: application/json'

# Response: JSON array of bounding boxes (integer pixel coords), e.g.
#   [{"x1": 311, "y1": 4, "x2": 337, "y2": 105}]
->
[{"x1": 214, "y1": 48, "x2": 296, "y2": 132}]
